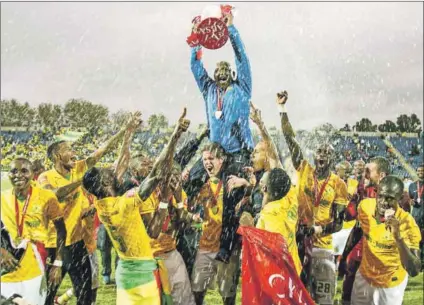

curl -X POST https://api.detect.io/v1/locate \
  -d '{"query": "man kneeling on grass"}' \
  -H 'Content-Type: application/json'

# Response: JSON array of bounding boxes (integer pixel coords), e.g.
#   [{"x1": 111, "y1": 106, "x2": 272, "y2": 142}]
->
[{"x1": 351, "y1": 175, "x2": 421, "y2": 305}]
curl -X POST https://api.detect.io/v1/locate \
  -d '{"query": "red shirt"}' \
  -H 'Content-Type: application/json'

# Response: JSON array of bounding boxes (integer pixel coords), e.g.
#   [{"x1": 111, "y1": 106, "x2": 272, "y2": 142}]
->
[{"x1": 347, "y1": 183, "x2": 377, "y2": 262}]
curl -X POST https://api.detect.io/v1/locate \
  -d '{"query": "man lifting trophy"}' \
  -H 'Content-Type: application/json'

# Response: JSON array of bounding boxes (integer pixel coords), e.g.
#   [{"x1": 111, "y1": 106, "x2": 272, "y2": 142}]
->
[{"x1": 187, "y1": 4, "x2": 254, "y2": 263}]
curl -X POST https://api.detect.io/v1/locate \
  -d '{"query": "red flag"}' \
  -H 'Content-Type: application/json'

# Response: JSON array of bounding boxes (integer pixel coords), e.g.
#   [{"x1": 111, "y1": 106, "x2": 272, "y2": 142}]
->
[{"x1": 238, "y1": 226, "x2": 315, "y2": 305}]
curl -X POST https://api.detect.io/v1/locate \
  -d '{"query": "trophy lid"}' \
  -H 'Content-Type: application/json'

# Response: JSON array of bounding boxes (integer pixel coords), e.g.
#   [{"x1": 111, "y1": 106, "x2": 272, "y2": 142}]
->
[
  {"x1": 201, "y1": 5, "x2": 223, "y2": 20},
  {"x1": 197, "y1": 18, "x2": 229, "y2": 50}
]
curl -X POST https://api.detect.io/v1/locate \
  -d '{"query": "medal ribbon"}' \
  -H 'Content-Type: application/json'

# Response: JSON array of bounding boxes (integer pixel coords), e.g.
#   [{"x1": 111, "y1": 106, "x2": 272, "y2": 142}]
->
[
  {"x1": 216, "y1": 88, "x2": 223, "y2": 112},
  {"x1": 313, "y1": 173, "x2": 330, "y2": 207},
  {"x1": 417, "y1": 181, "x2": 423, "y2": 201},
  {"x1": 161, "y1": 195, "x2": 175, "y2": 233},
  {"x1": 207, "y1": 180, "x2": 223, "y2": 208},
  {"x1": 15, "y1": 187, "x2": 32, "y2": 238},
  {"x1": 366, "y1": 186, "x2": 377, "y2": 199}
]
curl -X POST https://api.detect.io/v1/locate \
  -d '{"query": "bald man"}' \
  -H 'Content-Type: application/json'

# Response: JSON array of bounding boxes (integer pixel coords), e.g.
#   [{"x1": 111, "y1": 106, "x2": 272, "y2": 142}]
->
[{"x1": 352, "y1": 160, "x2": 365, "y2": 181}]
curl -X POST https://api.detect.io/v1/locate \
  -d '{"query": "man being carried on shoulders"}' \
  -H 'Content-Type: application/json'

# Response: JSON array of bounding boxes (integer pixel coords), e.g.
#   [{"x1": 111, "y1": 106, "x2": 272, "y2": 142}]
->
[{"x1": 189, "y1": 12, "x2": 253, "y2": 263}]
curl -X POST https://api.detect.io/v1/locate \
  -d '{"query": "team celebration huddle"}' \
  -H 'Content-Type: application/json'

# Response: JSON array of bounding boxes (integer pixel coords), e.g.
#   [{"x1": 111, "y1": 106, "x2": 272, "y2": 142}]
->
[{"x1": 1, "y1": 3, "x2": 423, "y2": 305}]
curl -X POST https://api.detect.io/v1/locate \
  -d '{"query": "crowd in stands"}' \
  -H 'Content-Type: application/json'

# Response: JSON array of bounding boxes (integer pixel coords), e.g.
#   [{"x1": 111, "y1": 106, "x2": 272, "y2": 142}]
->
[{"x1": 2, "y1": 125, "x2": 423, "y2": 172}]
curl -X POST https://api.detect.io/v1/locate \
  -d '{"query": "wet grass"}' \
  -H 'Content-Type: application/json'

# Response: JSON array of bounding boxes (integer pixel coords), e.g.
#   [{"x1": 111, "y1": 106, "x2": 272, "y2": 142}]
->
[{"x1": 57, "y1": 254, "x2": 423, "y2": 305}]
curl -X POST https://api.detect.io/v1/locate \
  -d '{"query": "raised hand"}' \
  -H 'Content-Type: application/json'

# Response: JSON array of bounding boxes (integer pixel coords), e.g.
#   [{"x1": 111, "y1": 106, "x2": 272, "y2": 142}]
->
[
  {"x1": 127, "y1": 111, "x2": 142, "y2": 132},
  {"x1": 276, "y1": 91, "x2": 288, "y2": 105},
  {"x1": 177, "y1": 108, "x2": 190, "y2": 134},
  {"x1": 249, "y1": 102, "x2": 262, "y2": 125},
  {"x1": 223, "y1": 10, "x2": 234, "y2": 26}
]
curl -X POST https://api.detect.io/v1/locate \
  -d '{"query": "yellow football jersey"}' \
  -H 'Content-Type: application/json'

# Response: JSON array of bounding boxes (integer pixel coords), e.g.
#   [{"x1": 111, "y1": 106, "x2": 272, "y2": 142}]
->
[
  {"x1": 95, "y1": 194, "x2": 154, "y2": 260},
  {"x1": 1, "y1": 187, "x2": 62, "y2": 282},
  {"x1": 256, "y1": 186, "x2": 302, "y2": 275},
  {"x1": 38, "y1": 160, "x2": 90, "y2": 247},
  {"x1": 197, "y1": 179, "x2": 224, "y2": 253},
  {"x1": 138, "y1": 189, "x2": 187, "y2": 256},
  {"x1": 82, "y1": 193, "x2": 97, "y2": 254},
  {"x1": 358, "y1": 198, "x2": 421, "y2": 288},
  {"x1": 297, "y1": 160, "x2": 349, "y2": 249}
]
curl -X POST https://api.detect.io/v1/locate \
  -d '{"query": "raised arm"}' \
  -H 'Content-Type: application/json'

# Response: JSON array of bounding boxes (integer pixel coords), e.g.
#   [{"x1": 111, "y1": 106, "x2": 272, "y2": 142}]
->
[
  {"x1": 114, "y1": 112, "x2": 142, "y2": 183},
  {"x1": 141, "y1": 204, "x2": 169, "y2": 239},
  {"x1": 277, "y1": 91, "x2": 304, "y2": 170},
  {"x1": 226, "y1": 15, "x2": 252, "y2": 96},
  {"x1": 85, "y1": 117, "x2": 137, "y2": 169},
  {"x1": 250, "y1": 102, "x2": 282, "y2": 169},
  {"x1": 138, "y1": 108, "x2": 191, "y2": 201},
  {"x1": 38, "y1": 175, "x2": 82, "y2": 203},
  {"x1": 174, "y1": 126, "x2": 209, "y2": 169},
  {"x1": 190, "y1": 46, "x2": 213, "y2": 98}
]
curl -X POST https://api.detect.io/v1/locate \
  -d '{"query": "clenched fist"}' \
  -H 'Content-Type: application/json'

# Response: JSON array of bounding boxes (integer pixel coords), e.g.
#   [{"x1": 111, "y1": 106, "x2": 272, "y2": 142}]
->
[{"x1": 276, "y1": 91, "x2": 288, "y2": 105}]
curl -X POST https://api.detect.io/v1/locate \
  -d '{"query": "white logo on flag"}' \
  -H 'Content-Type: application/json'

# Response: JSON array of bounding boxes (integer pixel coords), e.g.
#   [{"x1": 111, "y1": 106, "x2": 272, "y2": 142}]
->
[{"x1": 268, "y1": 274, "x2": 286, "y2": 298}]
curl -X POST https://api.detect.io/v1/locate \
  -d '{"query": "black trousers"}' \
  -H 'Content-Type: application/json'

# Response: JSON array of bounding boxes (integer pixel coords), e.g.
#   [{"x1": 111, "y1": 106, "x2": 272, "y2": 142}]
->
[
  {"x1": 184, "y1": 149, "x2": 251, "y2": 254},
  {"x1": 45, "y1": 240, "x2": 92, "y2": 305},
  {"x1": 176, "y1": 227, "x2": 201, "y2": 279},
  {"x1": 97, "y1": 224, "x2": 119, "y2": 277},
  {"x1": 296, "y1": 230, "x2": 313, "y2": 291}
]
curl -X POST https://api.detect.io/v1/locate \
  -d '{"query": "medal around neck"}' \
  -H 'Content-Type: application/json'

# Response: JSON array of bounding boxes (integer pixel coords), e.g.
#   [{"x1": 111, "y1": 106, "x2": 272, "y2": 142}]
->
[
  {"x1": 211, "y1": 206, "x2": 219, "y2": 215},
  {"x1": 384, "y1": 209, "x2": 395, "y2": 222},
  {"x1": 215, "y1": 110, "x2": 223, "y2": 119}
]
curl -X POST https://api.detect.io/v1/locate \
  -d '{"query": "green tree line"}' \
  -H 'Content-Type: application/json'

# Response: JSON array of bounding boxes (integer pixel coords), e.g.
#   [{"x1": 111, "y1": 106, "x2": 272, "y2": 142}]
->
[
  {"x1": 0, "y1": 99, "x2": 171, "y2": 133},
  {"x1": 340, "y1": 114, "x2": 422, "y2": 133}
]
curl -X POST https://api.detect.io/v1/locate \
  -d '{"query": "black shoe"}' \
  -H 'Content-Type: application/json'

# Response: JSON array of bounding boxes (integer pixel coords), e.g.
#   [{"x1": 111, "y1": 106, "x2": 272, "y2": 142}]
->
[{"x1": 215, "y1": 250, "x2": 230, "y2": 264}]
